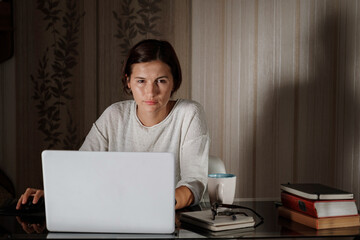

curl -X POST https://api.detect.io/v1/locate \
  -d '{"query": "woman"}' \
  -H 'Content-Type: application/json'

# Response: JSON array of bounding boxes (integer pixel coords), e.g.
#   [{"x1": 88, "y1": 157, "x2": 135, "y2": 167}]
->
[{"x1": 17, "y1": 39, "x2": 210, "y2": 210}]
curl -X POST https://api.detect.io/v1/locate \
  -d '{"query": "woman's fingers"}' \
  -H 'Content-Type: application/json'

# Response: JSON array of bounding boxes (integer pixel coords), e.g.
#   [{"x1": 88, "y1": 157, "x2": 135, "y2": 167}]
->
[
  {"x1": 22, "y1": 188, "x2": 36, "y2": 203},
  {"x1": 16, "y1": 188, "x2": 43, "y2": 209},
  {"x1": 33, "y1": 190, "x2": 44, "y2": 203},
  {"x1": 16, "y1": 195, "x2": 24, "y2": 210}
]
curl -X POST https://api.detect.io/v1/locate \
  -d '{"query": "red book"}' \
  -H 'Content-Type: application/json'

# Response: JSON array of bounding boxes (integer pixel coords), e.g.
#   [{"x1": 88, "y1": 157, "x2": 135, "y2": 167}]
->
[{"x1": 281, "y1": 192, "x2": 358, "y2": 218}]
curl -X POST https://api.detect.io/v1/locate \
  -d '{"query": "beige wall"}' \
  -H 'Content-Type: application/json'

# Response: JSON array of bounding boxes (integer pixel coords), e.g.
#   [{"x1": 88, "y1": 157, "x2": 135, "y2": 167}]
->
[
  {"x1": 1, "y1": 0, "x2": 360, "y2": 202},
  {"x1": 192, "y1": 0, "x2": 360, "y2": 200}
]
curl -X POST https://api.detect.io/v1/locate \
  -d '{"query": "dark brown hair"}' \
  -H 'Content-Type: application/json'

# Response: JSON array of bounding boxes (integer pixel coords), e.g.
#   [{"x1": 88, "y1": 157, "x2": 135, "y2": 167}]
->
[{"x1": 121, "y1": 39, "x2": 182, "y2": 96}]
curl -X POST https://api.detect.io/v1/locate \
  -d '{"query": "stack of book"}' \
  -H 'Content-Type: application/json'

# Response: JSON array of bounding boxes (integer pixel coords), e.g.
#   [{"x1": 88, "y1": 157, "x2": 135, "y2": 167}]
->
[{"x1": 278, "y1": 183, "x2": 360, "y2": 229}]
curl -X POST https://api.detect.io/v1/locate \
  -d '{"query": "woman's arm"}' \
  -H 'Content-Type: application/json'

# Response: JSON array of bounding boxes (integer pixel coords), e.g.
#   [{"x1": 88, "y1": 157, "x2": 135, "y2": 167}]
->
[{"x1": 176, "y1": 101, "x2": 210, "y2": 207}]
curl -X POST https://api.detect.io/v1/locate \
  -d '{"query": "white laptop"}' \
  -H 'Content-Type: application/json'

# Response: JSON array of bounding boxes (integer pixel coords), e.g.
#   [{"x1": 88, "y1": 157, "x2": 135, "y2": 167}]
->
[{"x1": 42, "y1": 150, "x2": 175, "y2": 234}]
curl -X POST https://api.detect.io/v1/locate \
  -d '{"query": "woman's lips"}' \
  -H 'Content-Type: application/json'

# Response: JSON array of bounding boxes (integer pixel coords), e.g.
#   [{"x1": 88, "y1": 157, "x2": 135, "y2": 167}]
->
[{"x1": 144, "y1": 100, "x2": 157, "y2": 105}]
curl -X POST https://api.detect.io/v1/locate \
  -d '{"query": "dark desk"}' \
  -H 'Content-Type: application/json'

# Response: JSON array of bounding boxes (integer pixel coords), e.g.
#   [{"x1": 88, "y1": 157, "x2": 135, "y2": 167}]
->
[{"x1": 0, "y1": 201, "x2": 359, "y2": 239}]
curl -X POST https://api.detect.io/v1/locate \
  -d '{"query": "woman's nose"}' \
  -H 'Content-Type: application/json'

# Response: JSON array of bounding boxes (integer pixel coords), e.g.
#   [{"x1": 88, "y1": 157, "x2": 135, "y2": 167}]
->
[{"x1": 145, "y1": 83, "x2": 158, "y2": 96}]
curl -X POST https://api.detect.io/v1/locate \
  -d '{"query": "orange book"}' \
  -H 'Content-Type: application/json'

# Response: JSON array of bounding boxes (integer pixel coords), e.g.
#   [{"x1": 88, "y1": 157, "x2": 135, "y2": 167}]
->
[
  {"x1": 281, "y1": 192, "x2": 358, "y2": 218},
  {"x1": 278, "y1": 206, "x2": 360, "y2": 230}
]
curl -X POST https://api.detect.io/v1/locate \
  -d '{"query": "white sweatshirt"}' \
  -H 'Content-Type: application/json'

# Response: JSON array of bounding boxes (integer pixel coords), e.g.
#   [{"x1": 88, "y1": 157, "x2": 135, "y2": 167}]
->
[{"x1": 79, "y1": 99, "x2": 210, "y2": 205}]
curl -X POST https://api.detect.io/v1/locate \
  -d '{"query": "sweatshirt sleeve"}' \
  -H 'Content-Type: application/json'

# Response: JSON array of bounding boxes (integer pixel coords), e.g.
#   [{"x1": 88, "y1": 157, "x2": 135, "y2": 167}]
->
[
  {"x1": 79, "y1": 105, "x2": 115, "y2": 151},
  {"x1": 176, "y1": 102, "x2": 210, "y2": 205},
  {"x1": 79, "y1": 122, "x2": 108, "y2": 151}
]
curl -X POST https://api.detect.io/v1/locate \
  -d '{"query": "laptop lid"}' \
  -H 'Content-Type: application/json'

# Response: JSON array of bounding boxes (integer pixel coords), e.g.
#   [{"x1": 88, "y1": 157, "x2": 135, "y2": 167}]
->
[{"x1": 42, "y1": 150, "x2": 175, "y2": 234}]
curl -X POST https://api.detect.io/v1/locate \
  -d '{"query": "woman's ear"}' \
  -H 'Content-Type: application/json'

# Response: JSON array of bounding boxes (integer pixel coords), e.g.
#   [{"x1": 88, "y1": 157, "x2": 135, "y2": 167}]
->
[{"x1": 126, "y1": 75, "x2": 131, "y2": 90}]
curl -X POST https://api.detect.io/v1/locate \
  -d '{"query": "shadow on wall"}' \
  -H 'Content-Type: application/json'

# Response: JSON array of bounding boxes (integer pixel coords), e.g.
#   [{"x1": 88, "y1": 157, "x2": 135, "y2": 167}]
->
[
  {"x1": 247, "y1": 10, "x2": 359, "y2": 197},
  {"x1": 0, "y1": 169, "x2": 15, "y2": 206}
]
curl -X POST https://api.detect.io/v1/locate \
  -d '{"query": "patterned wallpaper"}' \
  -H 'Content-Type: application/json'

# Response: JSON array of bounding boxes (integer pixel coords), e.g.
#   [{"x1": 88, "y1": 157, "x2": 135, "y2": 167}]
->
[
  {"x1": 31, "y1": 0, "x2": 85, "y2": 150},
  {"x1": 6, "y1": 0, "x2": 190, "y2": 193},
  {"x1": 30, "y1": 0, "x2": 166, "y2": 151}
]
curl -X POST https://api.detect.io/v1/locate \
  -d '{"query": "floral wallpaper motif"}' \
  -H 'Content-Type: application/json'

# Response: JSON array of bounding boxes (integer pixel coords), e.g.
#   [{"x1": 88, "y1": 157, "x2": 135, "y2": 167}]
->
[
  {"x1": 29, "y1": 0, "x2": 162, "y2": 150},
  {"x1": 31, "y1": 0, "x2": 84, "y2": 149},
  {"x1": 113, "y1": 0, "x2": 162, "y2": 56}
]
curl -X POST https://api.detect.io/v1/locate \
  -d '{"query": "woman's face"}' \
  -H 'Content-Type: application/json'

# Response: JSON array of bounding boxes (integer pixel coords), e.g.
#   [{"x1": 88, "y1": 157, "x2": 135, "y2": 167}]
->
[{"x1": 127, "y1": 60, "x2": 174, "y2": 116}]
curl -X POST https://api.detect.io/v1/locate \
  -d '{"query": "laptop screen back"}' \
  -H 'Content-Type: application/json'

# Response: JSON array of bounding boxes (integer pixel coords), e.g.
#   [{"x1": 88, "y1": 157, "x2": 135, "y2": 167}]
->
[{"x1": 42, "y1": 150, "x2": 175, "y2": 234}]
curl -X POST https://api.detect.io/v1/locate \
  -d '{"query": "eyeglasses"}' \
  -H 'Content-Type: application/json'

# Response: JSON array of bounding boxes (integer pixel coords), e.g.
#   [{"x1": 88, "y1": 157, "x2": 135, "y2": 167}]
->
[{"x1": 211, "y1": 203, "x2": 264, "y2": 228}]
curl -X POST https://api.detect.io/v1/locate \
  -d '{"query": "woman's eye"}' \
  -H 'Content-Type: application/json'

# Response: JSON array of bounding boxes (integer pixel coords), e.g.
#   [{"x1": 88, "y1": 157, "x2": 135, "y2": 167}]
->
[
  {"x1": 157, "y1": 79, "x2": 167, "y2": 83},
  {"x1": 137, "y1": 80, "x2": 145, "y2": 84}
]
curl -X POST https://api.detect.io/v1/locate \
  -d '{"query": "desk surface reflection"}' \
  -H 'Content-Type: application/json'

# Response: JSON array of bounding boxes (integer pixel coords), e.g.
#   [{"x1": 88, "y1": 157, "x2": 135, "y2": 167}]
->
[{"x1": 0, "y1": 201, "x2": 359, "y2": 239}]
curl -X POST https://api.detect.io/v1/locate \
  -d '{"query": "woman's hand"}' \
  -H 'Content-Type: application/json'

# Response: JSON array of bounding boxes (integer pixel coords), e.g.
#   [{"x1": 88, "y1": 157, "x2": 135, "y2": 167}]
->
[
  {"x1": 16, "y1": 188, "x2": 44, "y2": 210},
  {"x1": 175, "y1": 186, "x2": 194, "y2": 210}
]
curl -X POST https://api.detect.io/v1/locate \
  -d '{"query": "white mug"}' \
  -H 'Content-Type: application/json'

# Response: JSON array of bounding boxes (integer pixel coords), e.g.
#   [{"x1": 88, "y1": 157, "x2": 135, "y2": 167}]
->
[{"x1": 208, "y1": 173, "x2": 236, "y2": 205}]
